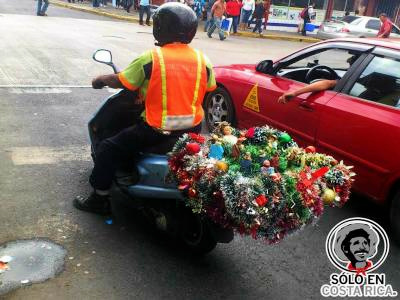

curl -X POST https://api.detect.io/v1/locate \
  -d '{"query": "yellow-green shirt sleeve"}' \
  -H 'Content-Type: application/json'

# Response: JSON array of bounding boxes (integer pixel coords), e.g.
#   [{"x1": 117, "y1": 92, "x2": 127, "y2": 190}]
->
[
  {"x1": 118, "y1": 50, "x2": 152, "y2": 91},
  {"x1": 204, "y1": 54, "x2": 217, "y2": 92}
]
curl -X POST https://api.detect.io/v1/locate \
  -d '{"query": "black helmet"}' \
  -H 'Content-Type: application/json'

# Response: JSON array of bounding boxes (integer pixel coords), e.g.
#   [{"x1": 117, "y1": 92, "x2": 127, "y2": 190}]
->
[{"x1": 153, "y1": 3, "x2": 198, "y2": 46}]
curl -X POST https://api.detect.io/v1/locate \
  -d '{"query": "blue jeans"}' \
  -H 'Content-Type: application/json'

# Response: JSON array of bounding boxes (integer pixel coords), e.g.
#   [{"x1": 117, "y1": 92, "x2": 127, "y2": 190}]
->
[
  {"x1": 208, "y1": 17, "x2": 225, "y2": 40},
  {"x1": 204, "y1": 11, "x2": 213, "y2": 31},
  {"x1": 139, "y1": 5, "x2": 150, "y2": 23},
  {"x1": 93, "y1": 0, "x2": 100, "y2": 7},
  {"x1": 230, "y1": 15, "x2": 239, "y2": 33},
  {"x1": 241, "y1": 9, "x2": 252, "y2": 24},
  {"x1": 37, "y1": 0, "x2": 49, "y2": 15}
]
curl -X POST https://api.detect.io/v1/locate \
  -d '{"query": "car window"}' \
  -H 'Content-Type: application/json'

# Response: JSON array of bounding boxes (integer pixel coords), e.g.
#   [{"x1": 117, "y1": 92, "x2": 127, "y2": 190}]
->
[
  {"x1": 342, "y1": 16, "x2": 360, "y2": 24},
  {"x1": 350, "y1": 18, "x2": 363, "y2": 25},
  {"x1": 348, "y1": 56, "x2": 400, "y2": 109},
  {"x1": 391, "y1": 26, "x2": 400, "y2": 34},
  {"x1": 365, "y1": 19, "x2": 381, "y2": 30},
  {"x1": 286, "y1": 48, "x2": 359, "y2": 71}
]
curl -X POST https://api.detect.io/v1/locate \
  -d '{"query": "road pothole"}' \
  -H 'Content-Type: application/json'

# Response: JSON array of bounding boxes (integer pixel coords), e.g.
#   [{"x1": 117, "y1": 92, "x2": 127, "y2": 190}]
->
[{"x1": 0, "y1": 239, "x2": 66, "y2": 295}]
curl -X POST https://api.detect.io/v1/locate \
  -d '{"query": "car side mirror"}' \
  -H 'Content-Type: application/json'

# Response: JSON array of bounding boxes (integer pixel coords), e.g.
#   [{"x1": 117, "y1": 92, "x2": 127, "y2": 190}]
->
[
  {"x1": 93, "y1": 49, "x2": 118, "y2": 74},
  {"x1": 256, "y1": 60, "x2": 274, "y2": 74}
]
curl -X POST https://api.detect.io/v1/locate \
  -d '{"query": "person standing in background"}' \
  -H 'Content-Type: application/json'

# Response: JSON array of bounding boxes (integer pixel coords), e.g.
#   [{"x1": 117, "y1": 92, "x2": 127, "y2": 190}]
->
[
  {"x1": 301, "y1": 2, "x2": 314, "y2": 36},
  {"x1": 207, "y1": 0, "x2": 226, "y2": 41},
  {"x1": 239, "y1": 0, "x2": 254, "y2": 31},
  {"x1": 36, "y1": 0, "x2": 50, "y2": 16},
  {"x1": 377, "y1": 13, "x2": 393, "y2": 38},
  {"x1": 226, "y1": 0, "x2": 242, "y2": 34},
  {"x1": 204, "y1": 0, "x2": 216, "y2": 32},
  {"x1": 262, "y1": 0, "x2": 270, "y2": 30},
  {"x1": 139, "y1": 0, "x2": 151, "y2": 25},
  {"x1": 252, "y1": 0, "x2": 265, "y2": 35}
]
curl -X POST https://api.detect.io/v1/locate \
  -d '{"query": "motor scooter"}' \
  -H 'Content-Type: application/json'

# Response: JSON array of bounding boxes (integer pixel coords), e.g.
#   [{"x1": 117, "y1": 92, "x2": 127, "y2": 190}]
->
[{"x1": 88, "y1": 49, "x2": 234, "y2": 254}]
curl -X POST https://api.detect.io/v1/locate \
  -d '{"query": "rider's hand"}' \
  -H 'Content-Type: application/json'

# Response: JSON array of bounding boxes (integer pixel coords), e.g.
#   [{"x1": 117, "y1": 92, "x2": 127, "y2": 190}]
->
[
  {"x1": 92, "y1": 77, "x2": 105, "y2": 89},
  {"x1": 278, "y1": 92, "x2": 295, "y2": 104}
]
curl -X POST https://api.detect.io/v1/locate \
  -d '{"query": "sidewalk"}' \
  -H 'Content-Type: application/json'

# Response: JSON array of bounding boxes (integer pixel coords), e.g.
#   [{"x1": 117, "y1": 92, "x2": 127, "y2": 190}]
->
[{"x1": 49, "y1": 0, "x2": 320, "y2": 43}]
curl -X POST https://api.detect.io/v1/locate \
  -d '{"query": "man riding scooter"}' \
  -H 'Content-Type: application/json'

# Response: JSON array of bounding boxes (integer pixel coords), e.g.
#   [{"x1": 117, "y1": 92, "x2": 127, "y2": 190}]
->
[{"x1": 74, "y1": 3, "x2": 217, "y2": 215}]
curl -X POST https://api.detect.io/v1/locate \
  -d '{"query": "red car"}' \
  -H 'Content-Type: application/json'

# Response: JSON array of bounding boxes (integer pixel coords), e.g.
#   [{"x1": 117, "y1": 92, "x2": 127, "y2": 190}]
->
[{"x1": 204, "y1": 38, "x2": 400, "y2": 239}]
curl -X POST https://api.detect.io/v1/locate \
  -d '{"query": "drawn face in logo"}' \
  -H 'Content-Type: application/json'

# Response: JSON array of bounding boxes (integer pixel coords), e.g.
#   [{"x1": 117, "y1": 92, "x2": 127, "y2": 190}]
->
[
  {"x1": 341, "y1": 229, "x2": 371, "y2": 268},
  {"x1": 326, "y1": 218, "x2": 389, "y2": 274},
  {"x1": 349, "y1": 237, "x2": 370, "y2": 261}
]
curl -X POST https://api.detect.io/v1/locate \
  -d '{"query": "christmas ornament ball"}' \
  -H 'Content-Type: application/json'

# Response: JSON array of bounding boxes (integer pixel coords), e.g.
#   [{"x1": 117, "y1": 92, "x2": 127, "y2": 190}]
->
[
  {"x1": 186, "y1": 142, "x2": 201, "y2": 154},
  {"x1": 215, "y1": 161, "x2": 229, "y2": 172},
  {"x1": 279, "y1": 133, "x2": 292, "y2": 143},
  {"x1": 322, "y1": 188, "x2": 336, "y2": 205},
  {"x1": 305, "y1": 146, "x2": 316, "y2": 153}
]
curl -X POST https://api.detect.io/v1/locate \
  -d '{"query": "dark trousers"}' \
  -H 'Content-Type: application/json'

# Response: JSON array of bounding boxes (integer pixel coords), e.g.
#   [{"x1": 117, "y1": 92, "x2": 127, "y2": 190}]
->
[
  {"x1": 302, "y1": 17, "x2": 310, "y2": 36},
  {"x1": 247, "y1": 15, "x2": 255, "y2": 27},
  {"x1": 139, "y1": 5, "x2": 150, "y2": 23},
  {"x1": 228, "y1": 15, "x2": 239, "y2": 33},
  {"x1": 125, "y1": 0, "x2": 133, "y2": 12},
  {"x1": 253, "y1": 18, "x2": 262, "y2": 33},
  {"x1": 90, "y1": 121, "x2": 201, "y2": 191}
]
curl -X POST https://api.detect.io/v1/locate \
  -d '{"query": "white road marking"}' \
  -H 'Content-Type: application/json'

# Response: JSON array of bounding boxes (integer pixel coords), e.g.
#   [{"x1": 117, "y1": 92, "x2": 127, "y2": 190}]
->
[
  {"x1": 8, "y1": 146, "x2": 91, "y2": 165},
  {"x1": 0, "y1": 85, "x2": 92, "y2": 88},
  {"x1": 9, "y1": 88, "x2": 72, "y2": 94}
]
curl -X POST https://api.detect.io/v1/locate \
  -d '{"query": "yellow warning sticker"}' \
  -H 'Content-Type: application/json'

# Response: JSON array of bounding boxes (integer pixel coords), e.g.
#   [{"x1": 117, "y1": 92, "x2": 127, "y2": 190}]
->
[{"x1": 243, "y1": 84, "x2": 260, "y2": 112}]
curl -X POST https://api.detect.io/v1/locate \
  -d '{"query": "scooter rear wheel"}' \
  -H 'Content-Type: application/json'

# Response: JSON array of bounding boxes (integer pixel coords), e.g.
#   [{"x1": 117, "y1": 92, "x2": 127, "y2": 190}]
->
[{"x1": 180, "y1": 210, "x2": 217, "y2": 255}]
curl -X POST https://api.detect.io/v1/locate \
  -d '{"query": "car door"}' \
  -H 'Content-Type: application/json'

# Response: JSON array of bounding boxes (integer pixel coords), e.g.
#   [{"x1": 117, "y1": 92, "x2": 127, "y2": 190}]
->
[
  {"x1": 317, "y1": 48, "x2": 400, "y2": 201},
  {"x1": 238, "y1": 42, "x2": 373, "y2": 148},
  {"x1": 364, "y1": 18, "x2": 381, "y2": 37},
  {"x1": 240, "y1": 72, "x2": 336, "y2": 147}
]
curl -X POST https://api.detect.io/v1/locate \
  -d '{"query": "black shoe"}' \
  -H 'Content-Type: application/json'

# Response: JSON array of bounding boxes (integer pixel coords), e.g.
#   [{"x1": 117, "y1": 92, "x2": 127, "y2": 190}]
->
[
  {"x1": 146, "y1": 21, "x2": 151, "y2": 26},
  {"x1": 73, "y1": 192, "x2": 111, "y2": 216},
  {"x1": 207, "y1": 32, "x2": 212, "y2": 38},
  {"x1": 220, "y1": 36, "x2": 226, "y2": 41}
]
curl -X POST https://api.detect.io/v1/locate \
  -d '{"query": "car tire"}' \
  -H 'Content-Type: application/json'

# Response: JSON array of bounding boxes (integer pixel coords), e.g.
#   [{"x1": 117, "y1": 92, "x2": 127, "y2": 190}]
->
[
  {"x1": 204, "y1": 87, "x2": 236, "y2": 132},
  {"x1": 390, "y1": 189, "x2": 400, "y2": 244}
]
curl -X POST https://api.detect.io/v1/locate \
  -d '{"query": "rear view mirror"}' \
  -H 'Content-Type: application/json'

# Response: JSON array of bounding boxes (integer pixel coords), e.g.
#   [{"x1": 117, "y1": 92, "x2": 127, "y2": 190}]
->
[
  {"x1": 93, "y1": 49, "x2": 112, "y2": 64},
  {"x1": 256, "y1": 60, "x2": 274, "y2": 74},
  {"x1": 92, "y1": 49, "x2": 119, "y2": 74}
]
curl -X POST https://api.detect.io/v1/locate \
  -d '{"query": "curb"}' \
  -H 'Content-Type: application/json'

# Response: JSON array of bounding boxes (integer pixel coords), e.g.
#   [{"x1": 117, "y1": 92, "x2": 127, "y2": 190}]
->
[
  {"x1": 49, "y1": 0, "x2": 142, "y2": 23},
  {"x1": 49, "y1": 0, "x2": 320, "y2": 43}
]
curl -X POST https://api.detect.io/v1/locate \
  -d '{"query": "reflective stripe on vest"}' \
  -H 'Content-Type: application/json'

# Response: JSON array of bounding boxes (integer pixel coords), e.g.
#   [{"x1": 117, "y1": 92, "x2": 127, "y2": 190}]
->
[{"x1": 145, "y1": 45, "x2": 207, "y2": 130}]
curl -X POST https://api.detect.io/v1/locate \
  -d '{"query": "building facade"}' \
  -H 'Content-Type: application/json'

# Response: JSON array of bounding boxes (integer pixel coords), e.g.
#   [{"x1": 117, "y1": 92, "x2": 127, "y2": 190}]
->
[{"x1": 265, "y1": 0, "x2": 400, "y2": 32}]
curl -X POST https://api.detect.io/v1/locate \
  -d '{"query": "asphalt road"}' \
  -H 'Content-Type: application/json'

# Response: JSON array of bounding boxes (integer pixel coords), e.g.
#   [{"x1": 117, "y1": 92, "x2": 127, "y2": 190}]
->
[{"x1": 0, "y1": 1, "x2": 399, "y2": 299}]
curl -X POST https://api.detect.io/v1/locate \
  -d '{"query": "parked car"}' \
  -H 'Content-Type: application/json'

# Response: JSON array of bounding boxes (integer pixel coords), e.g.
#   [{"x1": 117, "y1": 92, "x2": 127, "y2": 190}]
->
[
  {"x1": 317, "y1": 15, "x2": 400, "y2": 39},
  {"x1": 204, "y1": 38, "x2": 400, "y2": 239}
]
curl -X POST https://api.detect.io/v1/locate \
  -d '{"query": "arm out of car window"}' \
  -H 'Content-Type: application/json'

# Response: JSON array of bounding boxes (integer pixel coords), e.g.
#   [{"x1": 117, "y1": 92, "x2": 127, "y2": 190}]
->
[{"x1": 278, "y1": 79, "x2": 337, "y2": 103}]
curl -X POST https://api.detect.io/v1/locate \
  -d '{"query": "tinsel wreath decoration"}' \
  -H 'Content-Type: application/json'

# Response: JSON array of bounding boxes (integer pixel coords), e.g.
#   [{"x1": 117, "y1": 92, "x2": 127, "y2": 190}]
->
[{"x1": 167, "y1": 122, "x2": 355, "y2": 244}]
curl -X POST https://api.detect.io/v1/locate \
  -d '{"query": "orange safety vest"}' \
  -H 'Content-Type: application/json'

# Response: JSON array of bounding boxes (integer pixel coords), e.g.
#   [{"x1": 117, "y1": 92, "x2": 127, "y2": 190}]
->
[{"x1": 145, "y1": 44, "x2": 208, "y2": 130}]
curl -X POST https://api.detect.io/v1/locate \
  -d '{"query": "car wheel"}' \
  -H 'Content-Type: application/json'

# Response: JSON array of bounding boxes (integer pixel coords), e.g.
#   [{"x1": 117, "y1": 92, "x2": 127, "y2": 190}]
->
[
  {"x1": 390, "y1": 189, "x2": 400, "y2": 244},
  {"x1": 204, "y1": 87, "x2": 236, "y2": 132}
]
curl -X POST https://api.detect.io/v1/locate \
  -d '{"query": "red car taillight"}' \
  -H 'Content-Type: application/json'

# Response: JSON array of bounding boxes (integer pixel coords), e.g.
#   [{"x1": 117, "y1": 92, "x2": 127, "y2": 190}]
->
[{"x1": 340, "y1": 28, "x2": 350, "y2": 33}]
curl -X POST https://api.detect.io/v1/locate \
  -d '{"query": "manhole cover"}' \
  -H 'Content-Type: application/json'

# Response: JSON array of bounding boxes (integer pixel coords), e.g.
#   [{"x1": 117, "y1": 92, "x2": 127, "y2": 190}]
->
[{"x1": 0, "y1": 239, "x2": 66, "y2": 295}]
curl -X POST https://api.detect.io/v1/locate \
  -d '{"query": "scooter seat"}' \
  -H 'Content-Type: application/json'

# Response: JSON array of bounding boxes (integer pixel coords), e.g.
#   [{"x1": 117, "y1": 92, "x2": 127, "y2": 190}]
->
[{"x1": 142, "y1": 137, "x2": 178, "y2": 155}]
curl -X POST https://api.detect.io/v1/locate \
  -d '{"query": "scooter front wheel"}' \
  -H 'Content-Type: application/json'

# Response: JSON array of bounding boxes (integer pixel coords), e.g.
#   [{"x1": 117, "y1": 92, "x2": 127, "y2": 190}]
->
[{"x1": 180, "y1": 210, "x2": 217, "y2": 255}]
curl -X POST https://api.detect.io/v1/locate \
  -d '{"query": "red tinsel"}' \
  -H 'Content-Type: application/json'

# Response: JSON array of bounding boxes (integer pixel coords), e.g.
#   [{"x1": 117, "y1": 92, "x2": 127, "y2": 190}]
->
[{"x1": 188, "y1": 133, "x2": 206, "y2": 144}]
